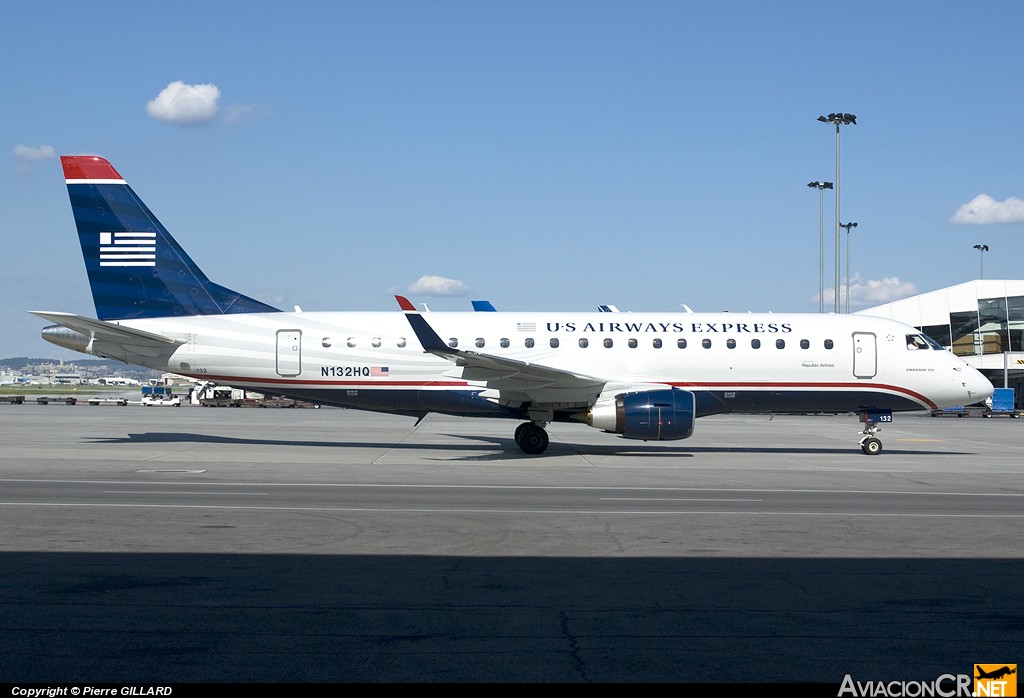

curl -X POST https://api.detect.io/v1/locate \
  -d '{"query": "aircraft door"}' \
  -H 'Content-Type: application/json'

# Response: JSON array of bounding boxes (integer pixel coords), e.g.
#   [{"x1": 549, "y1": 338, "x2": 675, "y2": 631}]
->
[
  {"x1": 276, "y1": 330, "x2": 302, "y2": 376},
  {"x1": 852, "y1": 332, "x2": 877, "y2": 379}
]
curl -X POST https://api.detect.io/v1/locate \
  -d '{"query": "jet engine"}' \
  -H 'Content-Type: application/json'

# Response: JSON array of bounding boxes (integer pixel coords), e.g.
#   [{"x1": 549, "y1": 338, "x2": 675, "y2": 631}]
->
[{"x1": 587, "y1": 388, "x2": 696, "y2": 441}]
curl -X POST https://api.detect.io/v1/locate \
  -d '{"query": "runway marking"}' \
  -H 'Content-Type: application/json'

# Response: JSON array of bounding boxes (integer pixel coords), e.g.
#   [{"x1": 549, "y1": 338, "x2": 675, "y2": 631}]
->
[
  {"x1": 2, "y1": 502, "x2": 1024, "y2": 518},
  {"x1": 605, "y1": 497, "x2": 764, "y2": 502},
  {"x1": 135, "y1": 469, "x2": 207, "y2": 473},
  {"x1": 1, "y1": 478, "x2": 1023, "y2": 497},
  {"x1": 104, "y1": 490, "x2": 268, "y2": 496}
]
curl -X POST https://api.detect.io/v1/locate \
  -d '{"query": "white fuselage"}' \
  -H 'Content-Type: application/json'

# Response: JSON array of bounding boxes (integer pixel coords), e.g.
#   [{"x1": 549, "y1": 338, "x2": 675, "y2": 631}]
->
[{"x1": 95, "y1": 309, "x2": 991, "y2": 420}]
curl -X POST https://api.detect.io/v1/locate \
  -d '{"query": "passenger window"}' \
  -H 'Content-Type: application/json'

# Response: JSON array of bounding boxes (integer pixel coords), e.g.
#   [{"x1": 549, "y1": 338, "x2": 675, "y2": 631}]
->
[
  {"x1": 347, "y1": 337, "x2": 356, "y2": 348},
  {"x1": 603, "y1": 338, "x2": 613, "y2": 348},
  {"x1": 475, "y1": 338, "x2": 485, "y2": 348},
  {"x1": 371, "y1": 337, "x2": 382, "y2": 348},
  {"x1": 322, "y1": 337, "x2": 332, "y2": 348},
  {"x1": 824, "y1": 339, "x2": 833, "y2": 350},
  {"x1": 776, "y1": 339, "x2": 785, "y2": 349},
  {"x1": 628, "y1": 338, "x2": 638, "y2": 349},
  {"x1": 448, "y1": 338, "x2": 458, "y2": 349},
  {"x1": 677, "y1": 338, "x2": 687, "y2": 349},
  {"x1": 550, "y1": 338, "x2": 559, "y2": 348},
  {"x1": 751, "y1": 338, "x2": 761, "y2": 349},
  {"x1": 653, "y1": 338, "x2": 662, "y2": 349},
  {"x1": 579, "y1": 338, "x2": 589, "y2": 348},
  {"x1": 397, "y1": 338, "x2": 407, "y2": 348},
  {"x1": 702, "y1": 339, "x2": 712, "y2": 349},
  {"x1": 525, "y1": 338, "x2": 535, "y2": 348},
  {"x1": 726, "y1": 339, "x2": 736, "y2": 349},
  {"x1": 500, "y1": 338, "x2": 510, "y2": 348},
  {"x1": 800, "y1": 339, "x2": 809, "y2": 349}
]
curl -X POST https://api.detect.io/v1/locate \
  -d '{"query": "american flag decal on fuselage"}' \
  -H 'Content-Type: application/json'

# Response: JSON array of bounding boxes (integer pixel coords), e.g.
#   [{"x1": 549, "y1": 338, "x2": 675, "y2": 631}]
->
[{"x1": 100, "y1": 231, "x2": 156, "y2": 267}]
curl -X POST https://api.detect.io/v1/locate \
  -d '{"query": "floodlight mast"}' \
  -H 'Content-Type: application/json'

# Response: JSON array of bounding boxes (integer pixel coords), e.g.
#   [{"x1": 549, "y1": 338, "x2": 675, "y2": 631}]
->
[
  {"x1": 973, "y1": 244, "x2": 989, "y2": 279},
  {"x1": 840, "y1": 222, "x2": 858, "y2": 313},
  {"x1": 807, "y1": 181, "x2": 833, "y2": 313},
  {"x1": 817, "y1": 113, "x2": 856, "y2": 313}
]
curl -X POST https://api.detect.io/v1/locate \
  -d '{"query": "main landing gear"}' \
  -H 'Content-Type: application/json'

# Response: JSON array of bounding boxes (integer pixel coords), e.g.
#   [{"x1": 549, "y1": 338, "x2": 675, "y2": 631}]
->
[
  {"x1": 514, "y1": 422, "x2": 549, "y2": 455},
  {"x1": 857, "y1": 409, "x2": 892, "y2": 455}
]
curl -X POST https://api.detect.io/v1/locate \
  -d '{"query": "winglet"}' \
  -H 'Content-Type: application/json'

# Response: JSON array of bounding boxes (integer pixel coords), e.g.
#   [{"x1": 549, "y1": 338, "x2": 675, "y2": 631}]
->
[{"x1": 395, "y1": 295, "x2": 451, "y2": 354}]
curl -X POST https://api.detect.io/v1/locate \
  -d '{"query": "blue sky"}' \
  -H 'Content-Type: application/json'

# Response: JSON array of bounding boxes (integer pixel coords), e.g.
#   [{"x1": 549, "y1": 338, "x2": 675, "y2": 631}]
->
[{"x1": 3, "y1": 1, "x2": 1023, "y2": 359}]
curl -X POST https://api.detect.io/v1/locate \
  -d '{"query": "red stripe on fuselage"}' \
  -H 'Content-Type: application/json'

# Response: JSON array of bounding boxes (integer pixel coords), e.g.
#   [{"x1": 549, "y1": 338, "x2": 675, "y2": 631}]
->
[
  {"x1": 667, "y1": 381, "x2": 937, "y2": 409},
  {"x1": 188, "y1": 373, "x2": 470, "y2": 388},
  {"x1": 183, "y1": 374, "x2": 937, "y2": 409}
]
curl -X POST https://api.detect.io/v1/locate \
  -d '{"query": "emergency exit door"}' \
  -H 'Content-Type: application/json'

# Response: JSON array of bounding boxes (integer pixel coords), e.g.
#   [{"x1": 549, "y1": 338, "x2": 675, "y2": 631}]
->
[
  {"x1": 852, "y1": 332, "x2": 877, "y2": 379},
  {"x1": 276, "y1": 330, "x2": 302, "y2": 376}
]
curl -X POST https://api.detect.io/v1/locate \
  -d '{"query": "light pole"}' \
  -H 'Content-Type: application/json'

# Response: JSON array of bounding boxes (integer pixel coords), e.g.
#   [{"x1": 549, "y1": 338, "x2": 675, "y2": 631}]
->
[
  {"x1": 841, "y1": 222, "x2": 858, "y2": 312},
  {"x1": 818, "y1": 112, "x2": 856, "y2": 313},
  {"x1": 973, "y1": 244, "x2": 989, "y2": 279},
  {"x1": 807, "y1": 181, "x2": 833, "y2": 313}
]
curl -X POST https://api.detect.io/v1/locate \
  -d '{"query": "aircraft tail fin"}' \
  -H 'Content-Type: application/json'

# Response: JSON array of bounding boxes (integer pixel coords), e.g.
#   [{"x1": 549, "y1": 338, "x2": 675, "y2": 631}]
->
[{"x1": 61, "y1": 156, "x2": 280, "y2": 320}]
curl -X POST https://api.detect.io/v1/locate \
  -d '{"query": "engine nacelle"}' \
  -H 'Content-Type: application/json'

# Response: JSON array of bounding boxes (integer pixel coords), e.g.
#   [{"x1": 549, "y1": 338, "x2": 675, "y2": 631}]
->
[{"x1": 588, "y1": 388, "x2": 696, "y2": 441}]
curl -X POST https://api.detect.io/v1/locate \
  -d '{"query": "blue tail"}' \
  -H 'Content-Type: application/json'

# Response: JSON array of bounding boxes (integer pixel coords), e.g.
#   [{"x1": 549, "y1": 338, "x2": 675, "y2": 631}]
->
[{"x1": 61, "y1": 156, "x2": 280, "y2": 320}]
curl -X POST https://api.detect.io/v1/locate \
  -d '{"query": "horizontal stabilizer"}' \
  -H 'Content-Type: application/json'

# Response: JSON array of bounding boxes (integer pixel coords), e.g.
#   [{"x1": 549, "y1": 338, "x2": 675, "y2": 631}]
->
[{"x1": 30, "y1": 311, "x2": 183, "y2": 347}]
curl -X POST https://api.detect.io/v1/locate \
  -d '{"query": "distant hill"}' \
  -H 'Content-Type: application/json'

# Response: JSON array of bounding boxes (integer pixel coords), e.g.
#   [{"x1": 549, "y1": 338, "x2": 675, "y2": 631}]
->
[{"x1": 0, "y1": 357, "x2": 161, "y2": 380}]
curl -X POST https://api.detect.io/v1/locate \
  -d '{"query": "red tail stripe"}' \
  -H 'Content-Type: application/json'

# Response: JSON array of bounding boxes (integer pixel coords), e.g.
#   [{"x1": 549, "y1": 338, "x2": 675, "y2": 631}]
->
[{"x1": 61, "y1": 155, "x2": 124, "y2": 181}]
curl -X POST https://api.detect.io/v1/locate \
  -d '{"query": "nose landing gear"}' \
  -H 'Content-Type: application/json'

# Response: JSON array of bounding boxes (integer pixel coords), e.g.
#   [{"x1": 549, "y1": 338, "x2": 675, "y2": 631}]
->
[{"x1": 858, "y1": 409, "x2": 892, "y2": 455}]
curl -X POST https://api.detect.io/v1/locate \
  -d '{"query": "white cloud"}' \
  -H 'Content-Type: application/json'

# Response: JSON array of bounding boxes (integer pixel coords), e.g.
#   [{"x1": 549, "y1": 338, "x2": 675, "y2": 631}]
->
[
  {"x1": 950, "y1": 194, "x2": 1024, "y2": 224},
  {"x1": 407, "y1": 275, "x2": 471, "y2": 296},
  {"x1": 852, "y1": 276, "x2": 918, "y2": 305},
  {"x1": 222, "y1": 103, "x2": 261, "y2": 125},
  {"x1": 819, "y1": 274, "x2": 918, "y2": 309},
  {"x1": 14, "y1": 144, "x2": 55, "y2": 161},
  {"x1": 146, "y1": 81, "x2": 221, "y2": 126}
]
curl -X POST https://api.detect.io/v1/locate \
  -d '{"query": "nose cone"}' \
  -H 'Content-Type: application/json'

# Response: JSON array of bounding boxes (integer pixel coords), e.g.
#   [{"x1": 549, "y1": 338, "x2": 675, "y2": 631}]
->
[{"x1": 964, "y1": 366, "x2": 994, "y2": 404}]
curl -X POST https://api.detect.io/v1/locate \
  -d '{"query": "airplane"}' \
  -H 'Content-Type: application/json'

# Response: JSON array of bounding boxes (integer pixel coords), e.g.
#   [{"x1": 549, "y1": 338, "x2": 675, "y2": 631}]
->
[
  {"x1": 34, "y1": 155, "x2": 994, "y2": 455},
  {"x1": 976, "y1": 667, "x2": 1017, "y2": 680}
]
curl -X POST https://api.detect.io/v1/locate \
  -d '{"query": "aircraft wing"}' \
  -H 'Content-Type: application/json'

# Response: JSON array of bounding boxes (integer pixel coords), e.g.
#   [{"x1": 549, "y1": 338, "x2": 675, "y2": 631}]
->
[
  {"x1": 30, "y1": 311, "x2": 184, "y2": 348},
  {"x1": 396, "y1": 296, "x2": 606, "y2": 408}
]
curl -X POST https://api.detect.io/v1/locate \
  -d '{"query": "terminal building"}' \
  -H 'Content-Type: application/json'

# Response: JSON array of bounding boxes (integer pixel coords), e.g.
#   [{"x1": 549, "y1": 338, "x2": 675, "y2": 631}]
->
[{"x1": 858, "y1": 280, "x2": 1024, "y2": 405}]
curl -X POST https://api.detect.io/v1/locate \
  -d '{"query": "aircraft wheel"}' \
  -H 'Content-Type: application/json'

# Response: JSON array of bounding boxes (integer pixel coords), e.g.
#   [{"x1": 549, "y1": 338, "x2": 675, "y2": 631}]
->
[
  {"x1": 516, "y1": 423, "x2": 549, "y2": 455},
  {"x1": 861, "y1": 437, "x2": 882, "y2": 456}
]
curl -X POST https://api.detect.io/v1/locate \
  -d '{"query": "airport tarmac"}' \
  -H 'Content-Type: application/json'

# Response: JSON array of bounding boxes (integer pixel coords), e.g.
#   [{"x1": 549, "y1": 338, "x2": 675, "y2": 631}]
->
[{"x1": 1, "y1": 403, "x2": 1021, "y2": 683}]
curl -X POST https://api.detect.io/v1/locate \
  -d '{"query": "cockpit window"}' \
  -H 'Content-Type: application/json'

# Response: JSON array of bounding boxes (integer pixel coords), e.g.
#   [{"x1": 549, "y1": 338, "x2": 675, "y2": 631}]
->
[
  {"x1": 906, "y1": 334, "x2": 930, "y2": 351},
  {"x1": 921, "y1": 334, "x2": 945, "y2": 350}
]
